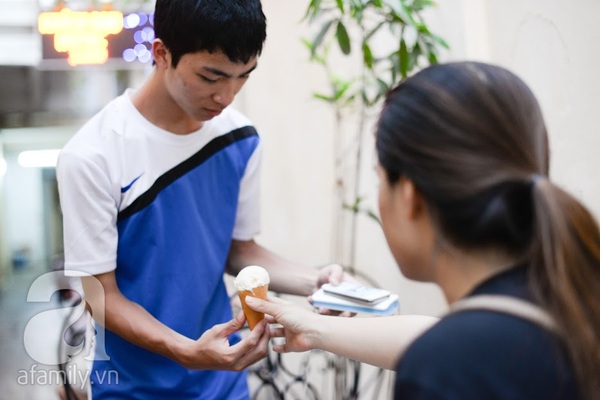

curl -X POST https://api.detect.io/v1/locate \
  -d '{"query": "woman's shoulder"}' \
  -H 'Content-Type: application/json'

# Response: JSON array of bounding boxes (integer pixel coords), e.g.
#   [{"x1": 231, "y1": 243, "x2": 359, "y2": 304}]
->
[
  {"x1": 394, "y1": 310, "x2": 579, "y2": 400},
  {"x1": 399, "y1": 309, "x2": 550, "y2": 367}
]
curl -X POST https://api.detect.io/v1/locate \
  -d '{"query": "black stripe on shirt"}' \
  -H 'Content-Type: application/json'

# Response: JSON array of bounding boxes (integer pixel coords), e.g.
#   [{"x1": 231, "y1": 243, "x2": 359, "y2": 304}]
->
[{"x1": 118, "y1": 126, "x2": 258, "y2": 221}]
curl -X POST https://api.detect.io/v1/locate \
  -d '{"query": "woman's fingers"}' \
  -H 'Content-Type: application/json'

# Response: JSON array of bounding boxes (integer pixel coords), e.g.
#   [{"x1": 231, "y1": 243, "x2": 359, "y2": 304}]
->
[{"x1": 269, "y1": 326, "x2": 285, "y2": 338}]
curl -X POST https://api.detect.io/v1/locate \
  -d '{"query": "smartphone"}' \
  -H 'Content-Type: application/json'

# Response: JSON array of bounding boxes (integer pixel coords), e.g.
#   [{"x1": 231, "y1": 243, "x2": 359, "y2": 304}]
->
[
  {"x1": 322, "y1": 282, "x2": 390, "y2": 304},
  {"x1": 312, "y1": 288, "x2": 399, "y2": 316}
]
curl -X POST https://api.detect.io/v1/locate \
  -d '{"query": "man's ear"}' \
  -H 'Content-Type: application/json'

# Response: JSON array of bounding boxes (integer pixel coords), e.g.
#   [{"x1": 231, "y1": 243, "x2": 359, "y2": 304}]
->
[
  {"x1": 398, "y1": 177, "x2": 425, "y2": 220},
  {"x1": 152, "y1": 39, "x2": 170, "y2": 69}
]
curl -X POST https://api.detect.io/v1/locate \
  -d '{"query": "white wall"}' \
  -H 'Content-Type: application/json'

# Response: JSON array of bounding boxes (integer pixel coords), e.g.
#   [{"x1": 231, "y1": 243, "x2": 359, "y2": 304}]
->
[
  {"x1": 237, "y1": 0, "x2": 337, "y2": 267},
  {"x1": 477, "y1": 0, "x2": 600, "y2": 220},
  {"x1": 241, "y1": 0, "x2": 600, "y2": 317}
]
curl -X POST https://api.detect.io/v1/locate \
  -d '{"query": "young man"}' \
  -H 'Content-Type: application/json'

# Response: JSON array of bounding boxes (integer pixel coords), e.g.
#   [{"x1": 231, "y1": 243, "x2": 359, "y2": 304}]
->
[{"x1": 57, "y1": 1, "x2": 346, "y2": 398}]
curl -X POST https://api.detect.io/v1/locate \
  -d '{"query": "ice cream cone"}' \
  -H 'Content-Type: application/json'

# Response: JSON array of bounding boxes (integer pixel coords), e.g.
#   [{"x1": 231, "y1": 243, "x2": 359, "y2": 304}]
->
[
  {"x1": 237, "y1": 284, "x2": 268, "y2": 330},
  {"x1": 234, "y1": 265, "x2": 270, "y2": 330}
]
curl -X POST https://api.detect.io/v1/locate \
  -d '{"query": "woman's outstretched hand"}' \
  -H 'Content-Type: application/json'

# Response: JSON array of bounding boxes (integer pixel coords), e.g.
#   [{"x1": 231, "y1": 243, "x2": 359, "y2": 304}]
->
[{"x1": 244, "y1": 295, "x2": 320, "y2": 354}]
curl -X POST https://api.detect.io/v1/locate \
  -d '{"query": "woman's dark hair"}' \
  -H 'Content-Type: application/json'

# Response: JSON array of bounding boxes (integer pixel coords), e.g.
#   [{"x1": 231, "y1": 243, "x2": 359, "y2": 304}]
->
[
  {"x1": 153, "y1": 0, "x2": 267, "y2": 67},
  {"x1": 376, "y1": 61, "x2": 600, "y2": 398}
]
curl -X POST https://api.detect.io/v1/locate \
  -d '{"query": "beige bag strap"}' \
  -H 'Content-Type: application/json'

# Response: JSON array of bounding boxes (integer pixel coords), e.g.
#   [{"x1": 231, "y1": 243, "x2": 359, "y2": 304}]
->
[{"x1": 447, "y1": 295, "x2": 559, "y2": 334}]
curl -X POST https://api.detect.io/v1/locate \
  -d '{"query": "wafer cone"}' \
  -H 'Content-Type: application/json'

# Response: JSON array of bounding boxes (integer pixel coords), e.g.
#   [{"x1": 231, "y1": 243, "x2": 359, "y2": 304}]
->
[{"x1": 238, "y1": 284, "x2": 268, "y2": 330}]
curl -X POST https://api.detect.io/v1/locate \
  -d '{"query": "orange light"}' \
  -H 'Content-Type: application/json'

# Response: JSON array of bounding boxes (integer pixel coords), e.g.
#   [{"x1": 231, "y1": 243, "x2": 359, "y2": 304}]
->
[{"x1": 38, "y1": 8, "x2": 123, "y2": 66}]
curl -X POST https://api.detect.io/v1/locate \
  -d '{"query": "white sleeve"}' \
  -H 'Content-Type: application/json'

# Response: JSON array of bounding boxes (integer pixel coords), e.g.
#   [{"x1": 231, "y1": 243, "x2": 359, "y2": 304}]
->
[
  {"x1": 231, "y1": 140, "x2": 262, "y2": 240},
  {"x1": 57, "y1": 149, "x2": 119, "y2": 276}
]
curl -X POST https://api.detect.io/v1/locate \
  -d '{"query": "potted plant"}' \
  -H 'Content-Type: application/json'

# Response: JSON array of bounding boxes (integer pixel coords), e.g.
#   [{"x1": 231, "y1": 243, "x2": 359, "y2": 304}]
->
[
  {"x1": 304, "y1": 1, "x2": 448, "y2": 398},
  {"x1": 303, "y1": 0, "x2": 449, "y2": 276}
]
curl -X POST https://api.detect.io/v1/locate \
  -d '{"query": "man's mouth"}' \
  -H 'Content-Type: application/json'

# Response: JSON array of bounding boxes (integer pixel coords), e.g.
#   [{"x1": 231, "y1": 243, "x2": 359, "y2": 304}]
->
[{"x1": 204, "y1": 108, "x2": 222, "y2": 117}]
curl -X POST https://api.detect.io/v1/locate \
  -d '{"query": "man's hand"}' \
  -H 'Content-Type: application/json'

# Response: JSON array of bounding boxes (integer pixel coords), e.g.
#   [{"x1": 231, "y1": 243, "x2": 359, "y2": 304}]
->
[
  {"x1": 178, "y1": 311, "x2": 270, "y2": 371},
  {"x1": 314, "y1": 263, "x2": 357, "y2": 291},
  {"x1": 312, "y1": 263, "x2": 359, "y2": 317}
]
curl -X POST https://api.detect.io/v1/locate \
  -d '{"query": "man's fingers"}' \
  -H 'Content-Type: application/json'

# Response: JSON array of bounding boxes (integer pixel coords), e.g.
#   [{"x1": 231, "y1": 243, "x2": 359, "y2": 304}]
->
[
  {"x1": 316, "y1": 307, "x2": 337, "y2": 316},
  {"x1": 327, "y1": 263, "x2": 344, "y2": 285},
  {"x1": 231, "y1": 319, "x2": 268, "y2": 351},
  {"x1": 216, "y1": 311, "x2": 246, "y2": 337},
  {"x1": 229, "y1": 319, "x2": 270, "y2": 369}
]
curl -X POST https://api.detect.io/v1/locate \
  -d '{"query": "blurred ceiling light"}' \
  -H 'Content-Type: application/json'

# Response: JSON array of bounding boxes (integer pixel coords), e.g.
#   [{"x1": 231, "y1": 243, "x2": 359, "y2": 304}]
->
[
  {"x1": 18, "y1": 149, "x2": 61, "y2": 168},
  {"x1": 38, "y1": 8, "x2": 124, "y2": 66}
]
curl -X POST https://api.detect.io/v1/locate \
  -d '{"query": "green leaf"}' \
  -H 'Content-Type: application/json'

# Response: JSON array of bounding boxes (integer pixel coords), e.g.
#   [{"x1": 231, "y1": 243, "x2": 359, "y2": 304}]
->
[
  {"x1": 401, "y1": 3, "x2": 419, "y2": 27},
  {"x1": 417, "y1": 22, "x2": 430, "y2": 34},
  {"x1": 365, "y1": 20, "x2": 386, "y2": 41},
  {"x1": 385, "y1": 0, "x2": 418, "y2": 28},
  {"x1": 342, "y1": 197, "x2": 361, "y2": 213},
  {"x1": 333, "y1": 79, "x2": 353, "y2": 101},
  {"x1": 366, "y1": 209, "x2": 382, "y2": 226},
  {"x1": 428, "y1": 50, "x2": 438, "y2": 64},
  {"x1": 362, "y1": 42, "x2": 374, "y2": 69},
  {"x1": 408, "y1": 41, "x2": 421, "y2": 70},
  {"x1": 349, "y1": 2, "x2": 365, "y2": 22},
  {"x1": 301, "y1": 38, "x2": 314, "y2": 53},
  {"x1": 430, "y1": 32, "x2": 450, "y2": 49},
  {"x1": 389, "y1": 11, "x2": 406, "y2": 25},
  {"x1": 302, "y1": 38, "x2": 327, "y2": 64},
  {"x1": 313, "y1": 93, "x2": 336, "y2": 103},
  {"x1": 336, "y1": 0, "x2": 344, "y2": 12},
  {"x1": 304, "y1": 0, "x2": 324, "y2": 21},
  {"x1": 382, "y1": 0, "x2": 403, "y2": 15},
  {"x1": 349, "y1": 0, "x2": 363, "y2": 11},
  {"x1": 376, "y1": 78, "x2": 390, "y2": 95},
  {"x1": 336, "y1": 21, "x2": 352, "y2": 55},
  {"x1": 311, "y1": 19, "x2": 335, "y2": 56},
  {"x1": 413, "y1": 0, "x2": 435, "y2": 11},
  {"x1": 390, "y1": 52, "x2": 399, "y2": 82},
  {"x1": 304, "y1": 0, "x2": 316, "y2": 18},
  {"x1": 399, "y1": 39, "x2": 409, "y2": 78}
]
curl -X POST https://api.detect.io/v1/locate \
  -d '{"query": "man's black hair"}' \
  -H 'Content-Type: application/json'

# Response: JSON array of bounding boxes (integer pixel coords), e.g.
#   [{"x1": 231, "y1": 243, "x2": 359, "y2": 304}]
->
[{"x1": 154, "y1": 0, "x2": 267, "y2": 67}]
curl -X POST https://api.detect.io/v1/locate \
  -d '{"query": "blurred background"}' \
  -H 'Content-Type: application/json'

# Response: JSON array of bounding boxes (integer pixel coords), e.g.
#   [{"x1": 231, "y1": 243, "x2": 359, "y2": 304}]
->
[{"x1": 0, "y1": 0, "x2": 599, "y2": 399}]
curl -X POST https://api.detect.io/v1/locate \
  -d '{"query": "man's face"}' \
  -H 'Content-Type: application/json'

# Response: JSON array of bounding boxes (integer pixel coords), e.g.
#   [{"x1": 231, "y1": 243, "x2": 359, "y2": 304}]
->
[{"x1": 164, "y1": 50, "x2": 257, "y2": 121}]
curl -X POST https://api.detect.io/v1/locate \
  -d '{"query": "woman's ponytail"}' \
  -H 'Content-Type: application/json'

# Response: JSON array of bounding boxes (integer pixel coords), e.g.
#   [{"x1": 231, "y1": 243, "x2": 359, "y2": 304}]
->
[{"x1": 529, "y1": 178, "x2": 600, "y2": 399}]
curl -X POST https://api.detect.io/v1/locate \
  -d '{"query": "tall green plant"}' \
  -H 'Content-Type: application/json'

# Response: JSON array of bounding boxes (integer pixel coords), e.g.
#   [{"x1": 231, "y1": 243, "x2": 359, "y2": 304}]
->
[{"x1": 303, "y1": 0, "x2": 448, "y2": 272}]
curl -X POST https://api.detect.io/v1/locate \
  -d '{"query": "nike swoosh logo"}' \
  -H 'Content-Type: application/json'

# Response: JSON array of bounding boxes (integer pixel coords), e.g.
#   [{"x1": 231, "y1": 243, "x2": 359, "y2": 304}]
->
[{"x1": 121, "y1": 174, "x2": 143, "y2": 193}]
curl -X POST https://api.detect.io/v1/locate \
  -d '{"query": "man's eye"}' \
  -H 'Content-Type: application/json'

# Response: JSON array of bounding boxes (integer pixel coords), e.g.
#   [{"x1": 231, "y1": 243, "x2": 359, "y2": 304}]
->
[{"x1": 200, "y1": 75, "x2": 218, "y2": 83}]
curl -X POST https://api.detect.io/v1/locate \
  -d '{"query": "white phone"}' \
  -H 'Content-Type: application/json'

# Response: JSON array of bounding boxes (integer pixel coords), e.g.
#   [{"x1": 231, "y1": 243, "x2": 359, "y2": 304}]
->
[
  {"x1": 322, "y1": 282, "x2": 390, "y2": 304},
  {"x1": 312, "y1": 288, "x2": 399, "y2": 315}
]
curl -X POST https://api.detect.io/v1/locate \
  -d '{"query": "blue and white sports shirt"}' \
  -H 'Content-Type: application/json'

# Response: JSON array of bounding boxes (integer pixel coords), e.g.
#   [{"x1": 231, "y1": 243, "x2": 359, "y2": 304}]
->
[{"x1": 57, "y1": 90, "x2": 261, "y2": 399}]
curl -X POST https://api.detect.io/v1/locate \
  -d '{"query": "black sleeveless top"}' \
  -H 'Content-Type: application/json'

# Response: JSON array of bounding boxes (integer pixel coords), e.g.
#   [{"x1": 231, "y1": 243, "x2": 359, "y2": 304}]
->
[{"x1": 394, "y1": 266, "x2": 579, "y2": 400}]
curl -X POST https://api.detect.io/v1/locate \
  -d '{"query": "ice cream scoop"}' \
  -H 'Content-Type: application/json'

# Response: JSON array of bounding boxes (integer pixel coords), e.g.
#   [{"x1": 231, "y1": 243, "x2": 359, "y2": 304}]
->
[{"x1": 234, "y1": 265, "x2": 270, "y2": 330}]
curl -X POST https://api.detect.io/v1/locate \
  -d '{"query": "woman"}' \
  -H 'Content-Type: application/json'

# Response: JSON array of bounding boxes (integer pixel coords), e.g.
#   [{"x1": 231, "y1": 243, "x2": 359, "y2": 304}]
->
[{"x1": 246, "y1": 62, "x2": 600, "y2": 399}]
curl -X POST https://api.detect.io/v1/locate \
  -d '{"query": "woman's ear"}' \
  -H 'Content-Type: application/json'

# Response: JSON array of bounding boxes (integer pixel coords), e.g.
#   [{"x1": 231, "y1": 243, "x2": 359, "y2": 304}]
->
[
  {"x1": 152, "y1": 39, "x2": 170, "y2": 69},
  {"x1": 398, "y1": 177, "x2": 426, "y2": 221}
]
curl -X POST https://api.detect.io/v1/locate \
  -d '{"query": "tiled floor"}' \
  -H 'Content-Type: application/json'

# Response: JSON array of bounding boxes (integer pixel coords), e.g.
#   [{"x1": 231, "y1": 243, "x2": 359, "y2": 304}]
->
[{"x1": 0, "y1": 265, "x2": 78, "y2": 400}]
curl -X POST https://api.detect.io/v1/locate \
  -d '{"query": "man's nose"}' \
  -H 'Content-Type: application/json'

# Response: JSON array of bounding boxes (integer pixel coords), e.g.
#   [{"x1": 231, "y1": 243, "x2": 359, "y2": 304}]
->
[{"x1": 212, "y1": 82, "x2": 238, "y2": 107}]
